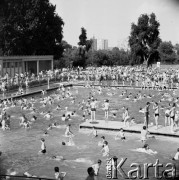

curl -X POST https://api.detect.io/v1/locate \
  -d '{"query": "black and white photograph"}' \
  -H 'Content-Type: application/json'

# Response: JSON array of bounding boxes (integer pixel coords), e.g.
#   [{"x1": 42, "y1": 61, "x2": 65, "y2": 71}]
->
[{"x1": 0, "y1": 0, "x2": 179, "y2": 179}]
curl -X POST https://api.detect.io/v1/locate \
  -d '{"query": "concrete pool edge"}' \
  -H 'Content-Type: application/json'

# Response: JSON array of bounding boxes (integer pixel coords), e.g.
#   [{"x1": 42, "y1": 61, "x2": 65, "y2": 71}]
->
[
  {"x1": 2, "y1": 83, "x2": 73, "y2": 100},
  {"x1": 79, "y1": 120, "x2": 179, "y2": 138}
]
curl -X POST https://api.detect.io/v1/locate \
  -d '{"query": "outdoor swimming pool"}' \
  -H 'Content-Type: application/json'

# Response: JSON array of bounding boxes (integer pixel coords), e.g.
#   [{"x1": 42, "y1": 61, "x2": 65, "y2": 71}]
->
[{"x1": 0, "y1": 86, "x2": 179, "y2": 180}]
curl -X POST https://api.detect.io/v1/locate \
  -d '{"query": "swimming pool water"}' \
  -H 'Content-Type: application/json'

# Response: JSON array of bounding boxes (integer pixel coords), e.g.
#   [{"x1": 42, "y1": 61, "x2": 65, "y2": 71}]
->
[{"x1": 0, "y1": 86, "x2": 179, "y2": 180}]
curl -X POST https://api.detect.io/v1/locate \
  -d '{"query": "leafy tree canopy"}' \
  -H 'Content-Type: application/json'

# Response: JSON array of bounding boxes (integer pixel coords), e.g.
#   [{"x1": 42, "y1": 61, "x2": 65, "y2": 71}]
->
[
  {"x1": 175, "y1": 43, "x2": 179, "y2": 56},
  {"x1": 0, "y1": 0, "x2": 64, "y2": 59},
  {"x1": 78, "y1": 27, "x2": 87, "y2": 46},
  {"x1": 77, "y1": 27, "x2": 93, "y2": 67},
  {"x1": 158, "y1": 41, "x2": 176, "y2": 63},
  {"x1": 129, "y1": 13, "x2": 161, "y2": 67}
]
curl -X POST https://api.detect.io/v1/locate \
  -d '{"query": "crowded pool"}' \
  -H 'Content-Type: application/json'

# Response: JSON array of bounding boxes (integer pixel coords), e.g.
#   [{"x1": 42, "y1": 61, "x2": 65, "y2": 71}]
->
[{"x1": 0, "y1": 85, "x2": 179, "y2": 179}]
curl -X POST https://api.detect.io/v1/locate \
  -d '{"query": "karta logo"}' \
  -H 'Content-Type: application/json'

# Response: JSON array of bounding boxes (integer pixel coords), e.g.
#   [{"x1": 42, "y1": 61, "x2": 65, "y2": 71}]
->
[{"x1": 106, "y1": 157, "x2": 176, "y2": 179}]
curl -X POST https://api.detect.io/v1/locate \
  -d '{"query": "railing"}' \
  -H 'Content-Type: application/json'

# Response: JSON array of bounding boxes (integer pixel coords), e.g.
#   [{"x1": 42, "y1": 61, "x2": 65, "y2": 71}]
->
[{"x1": 0, "y1": 175, "x2": 55, "y2": 180}]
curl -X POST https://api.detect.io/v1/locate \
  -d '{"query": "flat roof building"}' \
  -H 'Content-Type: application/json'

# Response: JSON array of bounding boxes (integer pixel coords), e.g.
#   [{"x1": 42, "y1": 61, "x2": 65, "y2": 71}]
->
[{"x1": 0, "y1": 55, "x2": 53, "y2": 77}]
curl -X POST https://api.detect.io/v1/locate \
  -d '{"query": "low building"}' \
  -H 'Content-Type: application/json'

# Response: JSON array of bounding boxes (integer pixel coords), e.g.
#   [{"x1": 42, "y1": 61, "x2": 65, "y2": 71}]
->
[{"x1": 0, "y1": 55, "x2": 53, "y2": 77}]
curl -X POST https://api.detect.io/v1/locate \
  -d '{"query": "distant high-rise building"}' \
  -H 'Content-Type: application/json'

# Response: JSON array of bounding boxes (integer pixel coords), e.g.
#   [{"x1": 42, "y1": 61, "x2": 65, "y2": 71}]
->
[
  {"x1": 97, "y1": 39, "x2": 102, "y2": 50},
  {"x1": 92, "y1": 37, "x2": 97, "y2": 51},
  {"x1": 101, "y1": 39, "x2": 108, "y2": 50},
  {"x1": 97, "y1": 39, "x2": 108, "y2": 50}
]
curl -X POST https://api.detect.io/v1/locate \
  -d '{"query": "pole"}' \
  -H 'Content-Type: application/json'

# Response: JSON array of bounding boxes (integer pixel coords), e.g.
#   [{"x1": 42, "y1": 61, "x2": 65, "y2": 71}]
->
[{"x1": 48, "y1": 76, "x2": 50, "y2": 89}]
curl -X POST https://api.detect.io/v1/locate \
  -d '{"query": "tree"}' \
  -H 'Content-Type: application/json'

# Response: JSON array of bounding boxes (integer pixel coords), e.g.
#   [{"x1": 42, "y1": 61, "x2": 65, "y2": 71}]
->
[
  {"x1": 158, "y1": 41, "x2": 176, "y2": 64},
  {"x1": 58, "y1": 47, "x2": 80, "y2": 68},
  {"x1": 77, "y1": 27, "x2": 93, "y2": 67},
  {"x1": 175, "y1": 43, "x2": 179, "y2": 56},
  {"x1": 129, "y1": 13, "x2": 161, "y2": 67},
  {"x1": 61, "y1": 40, "x2": 72, "y2": 50},
  {"x1": 0, "y1": 0, "x2": 64, "y2": 59},
  {"x1": 78, "y1": 27, "x2": 87, "y2": 56}
]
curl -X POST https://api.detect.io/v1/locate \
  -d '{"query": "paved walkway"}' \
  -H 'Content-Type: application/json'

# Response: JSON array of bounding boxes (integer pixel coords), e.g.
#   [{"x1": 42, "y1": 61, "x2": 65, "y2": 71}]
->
[{"x1": 79, "y1": 120, "x2": 179, "y2": 138}]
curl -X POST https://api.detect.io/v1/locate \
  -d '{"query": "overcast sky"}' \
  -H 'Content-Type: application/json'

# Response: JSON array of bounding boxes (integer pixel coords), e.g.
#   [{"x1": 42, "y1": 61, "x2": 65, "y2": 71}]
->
[{"x1": 50, "y1": 0, "x2": 179, "y2": 48}]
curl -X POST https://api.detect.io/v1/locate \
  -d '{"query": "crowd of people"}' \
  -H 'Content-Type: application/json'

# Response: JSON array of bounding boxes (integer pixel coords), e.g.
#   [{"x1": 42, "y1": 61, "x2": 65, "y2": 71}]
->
[
  {"x1": 0, "y1": 65, "x2": 179, "y2": 179},
  {"x1": 1, "y1": 65, "x2": 179, "y2": 94}
]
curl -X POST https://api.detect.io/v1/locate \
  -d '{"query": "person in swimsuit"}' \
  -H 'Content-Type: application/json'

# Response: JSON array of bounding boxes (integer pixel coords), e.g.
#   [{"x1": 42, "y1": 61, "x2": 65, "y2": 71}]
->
[
  {"x1": 170, "y1": 103, "x2": 176, "y2": 133},
  {"x1": 85, "y1": 167, "x2": 95, "y2": 180},
  {"x1": 141, "y1": 126, "x2": 149, "y2": 144},
  {"x1": 65, "y1": 124, "x2": 74, "y2": 137},
  {"x1": 101, "y1": 141, "x2": 109, "y2": 157},
  {"x1": 90, "y1": 99, "x2": 96, "y2": 122},
  {"x1": 123, "y1": 108, "x2": 130, "y2": 127},
  {"x1": 54, "y1": 167, "x2": 66, "y2": 180},
  {"x1": 92, "y1": 159, "x2": 102, "y2": 176},
  {"x1": 115, "y1": 128, "x2": 126, "y2": 141},
  {"x1": 39, "y1": 138, "x2": 46, "y2": 154},
  {"x1": 144, "y1": 102, "x2": 150, "y2": 129},
  {"x1": 165, "y1": 107, "x2": 170, "y2": 127},
  {"x1": 153, "y1": 102, "x2": 159, "y2": 129},
  {"x1": 103, "y1": 99, "x2": 109, "y2": 120},
  {"x1": 172, "y1": 148, "x2": 179, "y2": 160},
  {"x1": 89, "y1": 126, "x2": 98, "y2": 138}
]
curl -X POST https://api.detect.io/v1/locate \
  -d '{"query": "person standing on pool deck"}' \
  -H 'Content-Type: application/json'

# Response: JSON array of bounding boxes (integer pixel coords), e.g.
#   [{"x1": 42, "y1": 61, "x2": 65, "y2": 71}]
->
[
  {"x1": 144, "y1": 102, "x2": 150, "y2": 128},
  {"x1": 104, "y1": 99, "x2": 109, "y2": 120},
  {"x1": 170, "y1": 103, "x2": 176, "y2": 133},
  {"x1": 90, "y1": 99, "x2": 96, "y2": 122},
  {"x1": 153, "y1": 102, "x2": 159, "y2": 129}
]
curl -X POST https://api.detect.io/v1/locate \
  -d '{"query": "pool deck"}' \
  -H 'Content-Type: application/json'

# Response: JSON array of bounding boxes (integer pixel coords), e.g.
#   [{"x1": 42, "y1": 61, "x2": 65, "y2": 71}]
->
[{"x1": 79, "y1": 120, "x2": 179, "y2": 138}]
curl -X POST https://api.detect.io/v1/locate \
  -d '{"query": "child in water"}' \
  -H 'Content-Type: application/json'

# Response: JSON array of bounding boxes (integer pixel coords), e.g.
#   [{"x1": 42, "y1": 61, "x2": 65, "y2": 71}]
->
[
  {"x1": 65, "y1": 124, "x2": 74, "y2": 137},
  {"x1": 54, "y1": 166, "x2": 66, "y2": 180},
  {"x1": 115, "y1": 128, "x2": 126, "y2": 141},
  {"x1": 141, "y1": 144, "x2": 157, "y2": 155},
  {"x1": 101, "y1": 141, "x2": 109, "y2": 157},
  {"x1": 172, "y1": 148, "x2": 179, "y2": 160},
  {"x1": 92, "y1": 159, "x2": 102, "y2": 176},
  {"x1": 89, "y1": 126, "x2": 98, "y2": 138},
  {"x1": 39, "y1": 138, "x2": 46, "y2": 154},
  {"x1": 141, "y1": 126, "x2": 149, "y2": 144},
  {"x1": 98, "y1": 136, "x2": 105, "y2": 147}
]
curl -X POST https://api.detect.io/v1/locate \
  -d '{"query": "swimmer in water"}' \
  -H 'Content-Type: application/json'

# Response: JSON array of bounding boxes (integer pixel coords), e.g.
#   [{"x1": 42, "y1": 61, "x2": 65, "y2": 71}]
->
[
  {"x1": 89, "y1": 126, "x2": 98, "y2": 138},
  {"x1": 92, "y1": 159, "x2": 102, "y2": 176},
  {"x1": 141, "y1": 144, "x2": 157, "y2": 154},
  {"x1": 172, "y1": 148, "x2": 179, "y2": 160},
  {"x1": 65, "y1": 124, "x2": 74, "y2": 137},
  {"x1": 61, "y1": 114, "x2": 66, "y2": 121},
  {"x1": 54, "y1": 166, "x2": 66, "y2": 180},
  {"x1": 51, "y1": 155, "x2": 65, "y2": 161},
  {"x1": 101, "y1": 141, "x2": 109, "y2": 157},
  {"x1": 39, "y1": 138, "x2": 46, "y2": 154},
  {"x1": 44, "y1": 111, "x2": 52, "y2": 119},
  {"x1": 98, "y1": 136, "x2": 105, "y2": 147},
  {"x1": 123, "y1": 107, "x2": 130, "y2": 127},
  {"x1": 85, "y1": 167, "x2": 95, "y2": 180},
  {"x1": 141, "y1": 126, "x2": 149, "y2": 144},
  {"x1": 23, "y1": 172, "x2": 37, "y2": 178},
  {"x1": 115, "y1": 128, "x2": 126, "y2": 141}
]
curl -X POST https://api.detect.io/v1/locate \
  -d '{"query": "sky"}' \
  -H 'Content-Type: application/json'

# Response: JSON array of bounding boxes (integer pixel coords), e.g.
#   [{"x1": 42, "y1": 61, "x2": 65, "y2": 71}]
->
[{"x1": 50, "y1": 0, "x2": 179, "y2": 48}]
